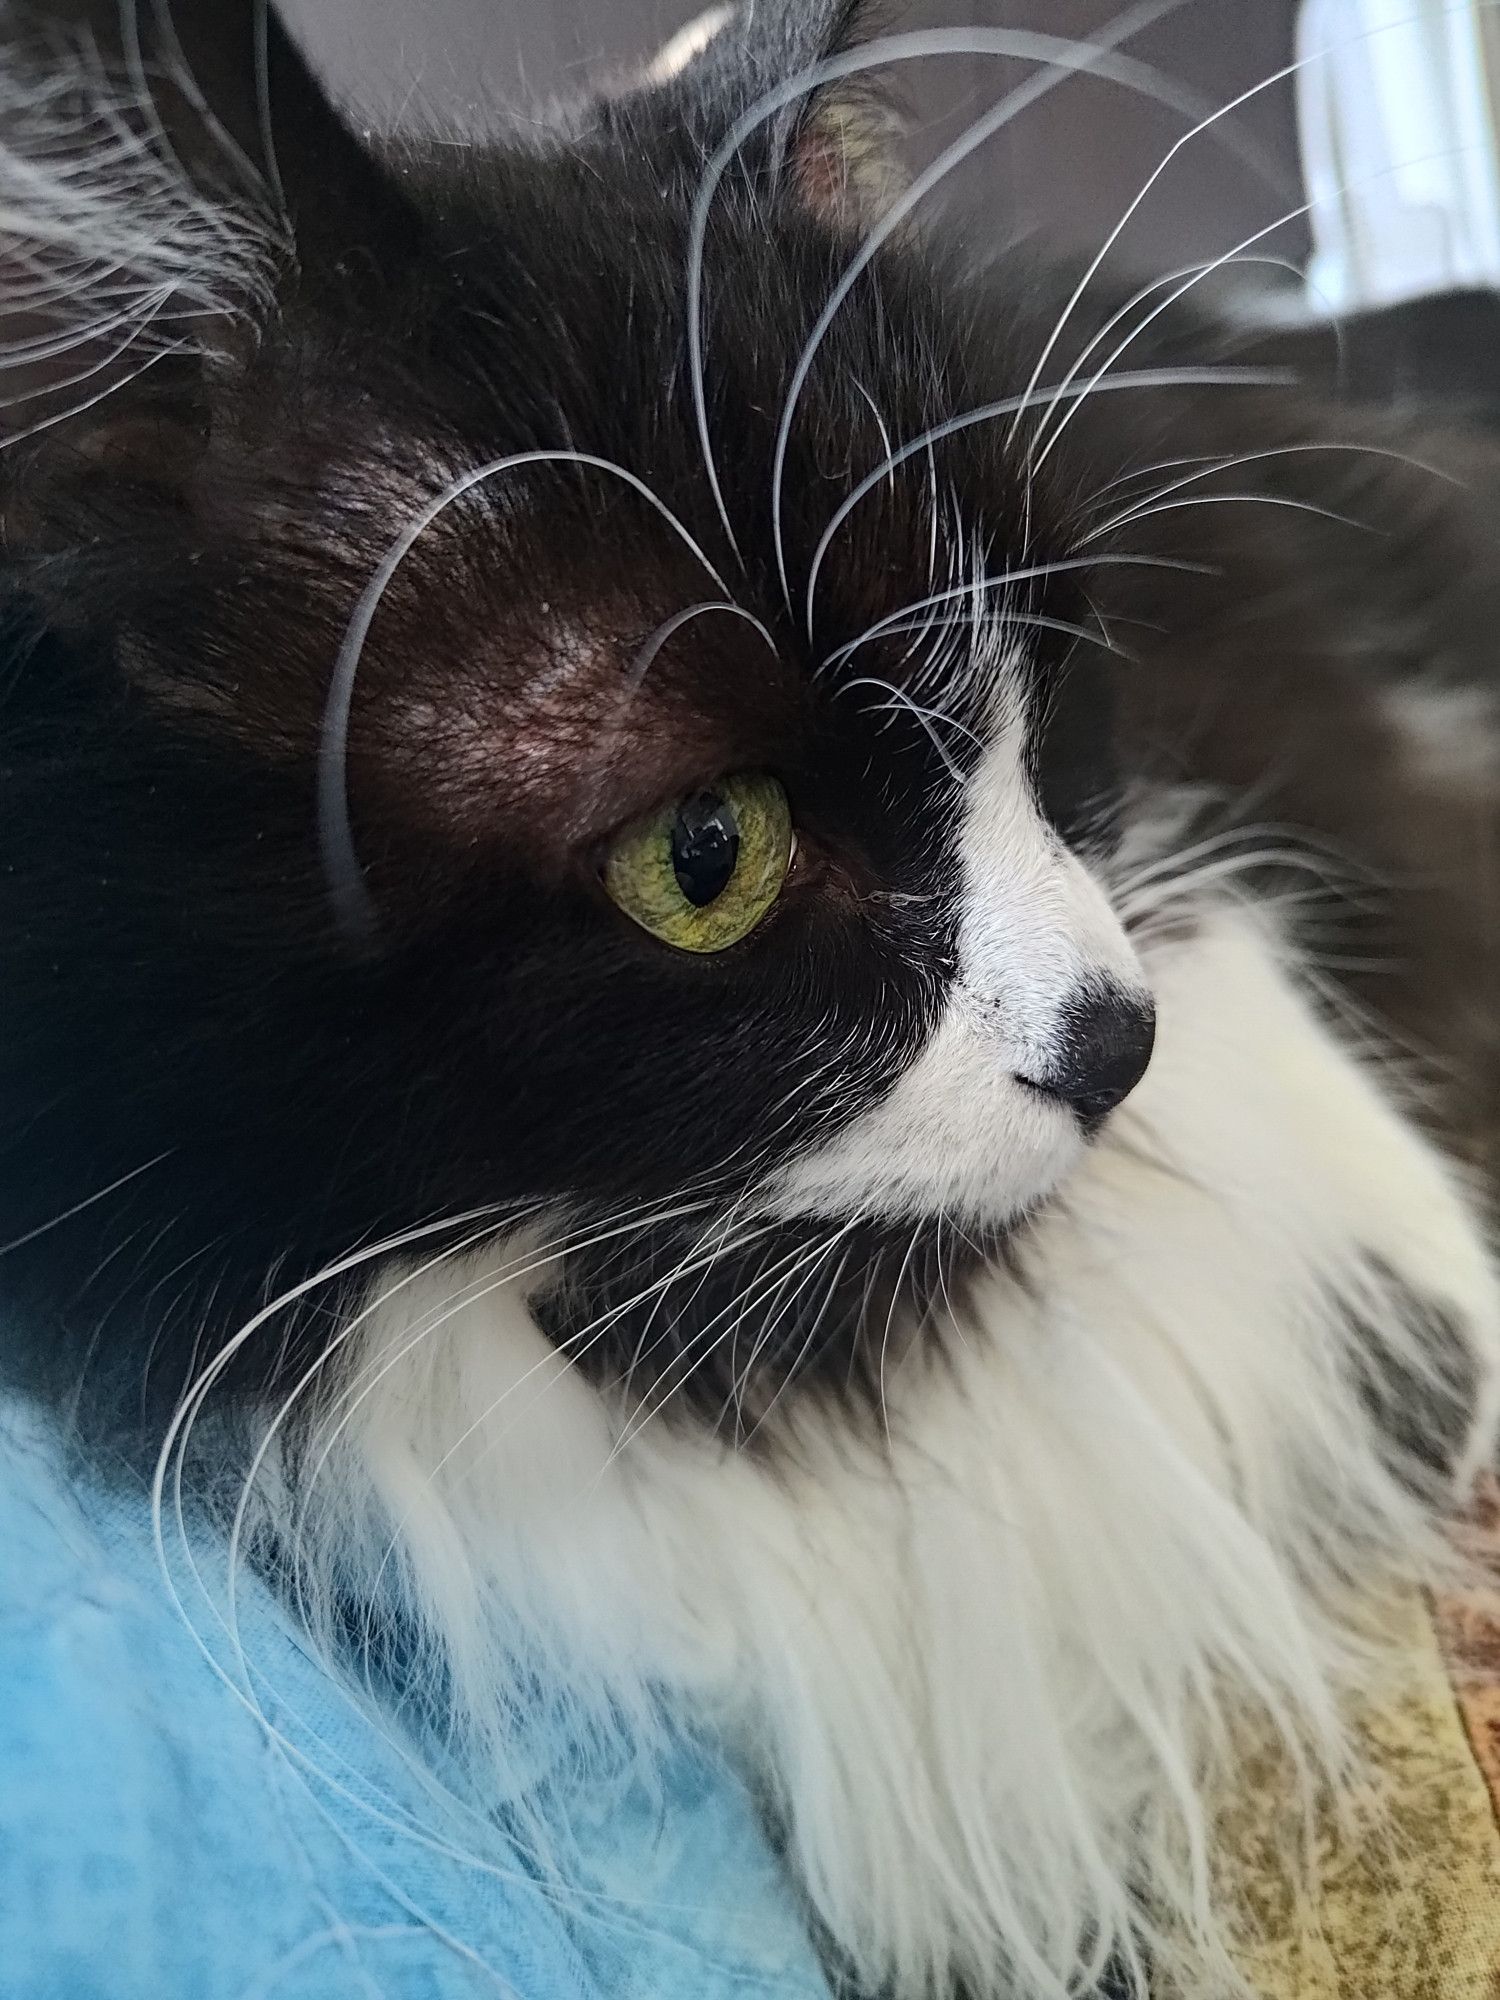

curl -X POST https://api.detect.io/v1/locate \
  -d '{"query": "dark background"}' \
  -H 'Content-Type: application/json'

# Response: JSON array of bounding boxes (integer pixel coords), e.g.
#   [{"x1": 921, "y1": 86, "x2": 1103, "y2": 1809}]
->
[{"x1": 283, "y1": 0, "x2": 1310, "y2": 284}]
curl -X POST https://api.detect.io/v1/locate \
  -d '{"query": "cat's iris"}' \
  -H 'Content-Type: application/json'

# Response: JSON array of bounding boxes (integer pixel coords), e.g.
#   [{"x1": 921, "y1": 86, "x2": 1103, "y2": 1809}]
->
[{"x1": 603, "y1": 774, "x2": 793, "y2": 952}]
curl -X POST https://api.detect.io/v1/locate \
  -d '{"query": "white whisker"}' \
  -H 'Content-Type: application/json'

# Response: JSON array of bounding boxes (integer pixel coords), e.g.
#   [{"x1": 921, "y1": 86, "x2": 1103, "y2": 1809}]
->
[
  {"x1": 842, "y1": 676, "x2": 983, "y2": 783},
  {"x1": 801, "y1": 368, "x2": 1285, "y2": 640},
  {"x1": 764, "y1": 0, "x2": 1195, "y2": 613},
  {"x1": 1005, "y1": 32, "x2": 1342, "y2": 454},
  {"x1": 1081, "y1": 440, "x2": 1461, "y2": 540},
  {"x1": 622, "y1": 598, "x2": 775, "y2": 697},
  {"x1": 875, "y1": 1220, "x2": 927, "y2": 1444},
  {"x1": 0, "y1": 1150, "x2": 173, "y2": 1256},
  {"x1": 821, "y1": 553, "x2": 1215, "y2": 672},
  {"x1": 1014, "y1": 254, "x2": 1307, "y2": 472},
  {"x1": 686, "y1": 16, "x2": 1281, "y2": 575},
  {"x1": 617, "y1": 1220, "x2": 850, "y2": 1462},
  {"x1": 1086, "y1": 488, "x2": 1379, "y2": 540},
  {"x1": 739, "y1": 1221, "x2": 865, "y2": 1449},
  {"x1": 1031, "y1": 120, "x2": 1500, "y2": 470},
  {"x1": 317, "y1": 449, "x2": 732, "y2": 943}
]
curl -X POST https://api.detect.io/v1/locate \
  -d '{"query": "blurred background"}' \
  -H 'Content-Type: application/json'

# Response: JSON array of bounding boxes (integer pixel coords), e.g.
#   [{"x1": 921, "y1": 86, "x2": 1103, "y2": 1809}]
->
[
  {"x1": 276, "y1": 1, "x2": 1500, "y2": 320},
  {"x1": 282, "y1": 0, "x2": 1310, "y2": 286}
]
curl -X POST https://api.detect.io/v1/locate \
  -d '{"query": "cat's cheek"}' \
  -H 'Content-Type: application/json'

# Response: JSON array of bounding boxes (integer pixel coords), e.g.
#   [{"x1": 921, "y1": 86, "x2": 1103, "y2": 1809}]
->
[{"x1": 761, "y1": 1008, "x2": 1089, "y2": 1229}]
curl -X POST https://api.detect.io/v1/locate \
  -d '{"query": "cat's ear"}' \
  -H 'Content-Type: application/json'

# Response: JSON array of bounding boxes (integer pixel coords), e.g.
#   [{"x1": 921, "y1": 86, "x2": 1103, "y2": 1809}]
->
[
  {"x1": 599, "y1": 1, "x2": 907, "y2": 228},
  {"x1": 0, "y1": 2, "x2": 415, "y2": 477}
]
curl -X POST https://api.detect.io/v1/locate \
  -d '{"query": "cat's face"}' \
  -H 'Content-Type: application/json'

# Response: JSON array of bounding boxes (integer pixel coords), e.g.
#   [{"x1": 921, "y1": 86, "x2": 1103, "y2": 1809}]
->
[{"x1": 0, "y1": 0, "x2": 1152, "y2": 1418}]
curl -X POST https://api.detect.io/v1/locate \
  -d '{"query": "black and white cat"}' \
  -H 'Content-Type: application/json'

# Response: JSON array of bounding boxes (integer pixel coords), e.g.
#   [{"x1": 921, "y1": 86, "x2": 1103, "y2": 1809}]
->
[{"x1": 2, "y1": 3, "x2": 1498, "y2": 1994}]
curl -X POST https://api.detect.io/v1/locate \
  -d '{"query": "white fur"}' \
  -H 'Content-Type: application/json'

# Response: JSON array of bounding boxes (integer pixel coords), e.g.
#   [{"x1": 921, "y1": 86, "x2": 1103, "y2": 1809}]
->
[
  {"x1": 23, "y1": 13, "x2": 1486, "y2": 1988},
  {"x1": 12, "y1": 11, "x2": 1493, "y2": 1984},
  {"x1": 773, "y1": 723, "x2": 1152, "y2": 1227},
  {"x1": 266, "y1": 890, "x2": 1500, "y2": 2000}
]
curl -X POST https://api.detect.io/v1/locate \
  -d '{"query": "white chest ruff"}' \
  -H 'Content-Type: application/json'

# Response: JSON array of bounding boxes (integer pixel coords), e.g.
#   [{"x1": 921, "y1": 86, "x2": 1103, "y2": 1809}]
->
[{"x1": 324, "y1": 909, "x2": 1500, "y2": 1999}]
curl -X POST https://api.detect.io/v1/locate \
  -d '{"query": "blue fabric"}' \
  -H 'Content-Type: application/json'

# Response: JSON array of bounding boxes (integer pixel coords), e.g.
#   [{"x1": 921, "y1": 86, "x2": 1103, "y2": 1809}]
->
[{"x1": 0, "y1": 1396, "x2": 832, "y2": 2000}]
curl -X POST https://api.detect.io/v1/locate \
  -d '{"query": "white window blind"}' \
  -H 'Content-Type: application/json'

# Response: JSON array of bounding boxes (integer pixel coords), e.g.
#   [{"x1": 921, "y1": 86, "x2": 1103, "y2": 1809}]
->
[{"x1": 1299, "y1": 0, "x2": 1500, "y2": 306}]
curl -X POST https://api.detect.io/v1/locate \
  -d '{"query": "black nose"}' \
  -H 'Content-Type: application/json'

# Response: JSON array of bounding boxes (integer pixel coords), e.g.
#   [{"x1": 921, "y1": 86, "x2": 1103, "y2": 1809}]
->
[{"x1": 1021, "y1": 985, "x2": 1156, "y2": 1122}]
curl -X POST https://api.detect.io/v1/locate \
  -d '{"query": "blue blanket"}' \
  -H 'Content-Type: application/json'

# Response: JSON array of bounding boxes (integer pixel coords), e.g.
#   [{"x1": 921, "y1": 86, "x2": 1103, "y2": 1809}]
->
[{"x1": 0, "y1": 1397, "x2": 831, "y2": 2000}]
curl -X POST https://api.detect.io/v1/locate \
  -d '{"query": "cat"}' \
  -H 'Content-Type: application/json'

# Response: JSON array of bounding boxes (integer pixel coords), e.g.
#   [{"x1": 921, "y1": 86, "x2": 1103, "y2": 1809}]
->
[{"x1": 1, "y1": 2, "x2": 1498, "y2": 1995}]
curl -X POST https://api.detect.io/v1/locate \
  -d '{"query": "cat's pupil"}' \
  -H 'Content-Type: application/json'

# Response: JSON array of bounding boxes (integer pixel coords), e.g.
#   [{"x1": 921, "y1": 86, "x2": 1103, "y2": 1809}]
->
[{"x1": 671, "y1": 792, "x2": 740, "y2": 907}]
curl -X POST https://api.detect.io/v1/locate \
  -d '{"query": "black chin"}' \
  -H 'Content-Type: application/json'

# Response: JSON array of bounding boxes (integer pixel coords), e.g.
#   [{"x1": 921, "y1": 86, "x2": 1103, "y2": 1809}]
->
[{"x1": 533, "y1": 1208, "x2": 1015, "y2": 1443}]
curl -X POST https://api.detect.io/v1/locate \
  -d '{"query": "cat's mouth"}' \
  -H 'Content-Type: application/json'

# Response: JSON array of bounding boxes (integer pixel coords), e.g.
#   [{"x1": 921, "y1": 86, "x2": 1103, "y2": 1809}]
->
[
  {"x1": 1010, "y1": 990, "x2": 1157, "y2": 1125},
  {"x1": 752, "y1": 957, "x2": 1155, "y2": 1238},
  {"x1": 523, "y1": 1024, "x2": 1137, "y2": 1439},
  {"x1": 1011, "y1": 1074, "x2": 1111, "y2": 1138},
  {"x1": 763, "y1": 1060, "x2": 1095, "y2": 1242}
]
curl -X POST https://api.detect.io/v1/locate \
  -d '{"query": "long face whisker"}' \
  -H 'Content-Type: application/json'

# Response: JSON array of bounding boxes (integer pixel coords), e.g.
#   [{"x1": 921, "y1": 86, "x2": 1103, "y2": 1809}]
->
[
  {"x1": 310, "y1": 1200, "x2": 789, "y2": 1729},
  {"x1": 254, "y1": 1196, "x2": 721, "y2": 1586},
  {"x1": 686, "y1": 13, "x2": 1286, "y2": 580},
  {"x1": 1080, "y1": 440, "x2": 1462, "y2": 540},
  {"x1": 1004, "y1": 29, "x2": 1351, "y2": 455},
  {"x1": 801, "y1": 364, "x2": 1292, "y2": 644},
  {"x1": 0, "y1": 1149, "x2": 174, "y2": 1257},
  {"x1": 150, "y1": 1254, "x2": 629, "y2": 1913},
  {"x1": 876, "y1": 1219, "x2": 929, "y2": 1445},
  {"x1": 738, "y1": 1220, "x2": 866, "y2": 1450},
  {"x1": 1087, "y1": 452, "x2": 1228, "y2": 505},
  {"x1": 208, "y1": 1197, "x2": 763, "y2": 1872},
  {"x1": 1085, "y1": 489, "x2": 1380, "y2": 541},
  {"x1": 842, "y1": 676, "x2": 984, "y2": 784},
  {"x1": 621, "y1": 598, "x2": 776, "y2": 700},
  {"x1": 621, "y1": 1191, "x2": 773, "y2": 1400},
  {"x1": 374, "y1": 1209, "x2": 793, "y2": 1509},
  {"x1": 1007, "y1": 254, "x2": 1318, "y2": 481},
  {"x1": 615, "y1": 1216, "x2": 860, "y2": 1463},
  {"x1": 1029, "y1": 211, "x2": 1334, "y2": 473},
  {"x1": 146, "y1": 1207, "x2": 555, "y2": 1861},
  {"x1": 290, "y1": 1201, "x2": 754, "y2": 1612},
  {"x1": 849, "y1": 609, "x2": 1131, "y2": 668},
  {"x1": 609, "y1": 1205, "x2": 804, "y2": 1417},
  {"x1": 317, "y1": 449, "x2": 732, "y2": 946},
  {"x1": 821, "y1": 553, "x2": 1215, "y2": 673},
  {"x1": 762, "y1": 0, "x2": 1197, "y2": 615},
  {"x1": 153, "y1": 1198, "x2": 524, "y2": 1592},
  {"x1": 1026, "y1": 75, "x2": 1500, "y2": 471},
  {"x1": 852, "y1": 379, "x2": 897, "y2": 491}
]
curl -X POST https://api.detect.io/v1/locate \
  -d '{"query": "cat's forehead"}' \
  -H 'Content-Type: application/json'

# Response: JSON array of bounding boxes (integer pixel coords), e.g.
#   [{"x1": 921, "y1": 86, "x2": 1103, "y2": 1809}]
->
[{"x1": 234, "y1": 252, "x2": 1065, "y2": 849}]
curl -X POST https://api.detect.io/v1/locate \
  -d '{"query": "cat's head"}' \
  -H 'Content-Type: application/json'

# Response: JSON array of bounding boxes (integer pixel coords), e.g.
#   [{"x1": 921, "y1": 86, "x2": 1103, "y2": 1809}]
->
[{"x1": 0, "y1": 0, "x2": 1155, "y2": 1421}]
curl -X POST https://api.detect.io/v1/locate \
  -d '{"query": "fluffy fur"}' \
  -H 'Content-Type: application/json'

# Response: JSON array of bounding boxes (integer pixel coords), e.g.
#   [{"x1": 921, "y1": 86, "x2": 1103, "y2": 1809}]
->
[
  {"x1": 0, "y1": 8, "x2": 278, "y2": 445},
  {"x1": 271, "y1": 884, "x2": 1500, "y2": 2000},
  {"x1": 3, "y1": 6, "x2": 1500, "y2": 1999}
]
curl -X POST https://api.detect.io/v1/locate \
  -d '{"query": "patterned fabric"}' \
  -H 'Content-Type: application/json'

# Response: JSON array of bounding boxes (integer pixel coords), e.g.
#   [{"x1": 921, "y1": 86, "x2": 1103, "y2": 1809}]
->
[{"x1": 1213, "y1": 1482, "x2": 1500, "y2": 1999}]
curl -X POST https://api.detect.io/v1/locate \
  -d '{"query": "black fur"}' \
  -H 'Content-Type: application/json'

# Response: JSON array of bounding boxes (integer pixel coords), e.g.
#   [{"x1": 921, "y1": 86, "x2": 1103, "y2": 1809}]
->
[
  {"x1": 5, "y1": 9, "x2": 1500, "y2": 1998},
  {"x1": 0, "y1": 0, "x2": 1495, "y2": 1465}
]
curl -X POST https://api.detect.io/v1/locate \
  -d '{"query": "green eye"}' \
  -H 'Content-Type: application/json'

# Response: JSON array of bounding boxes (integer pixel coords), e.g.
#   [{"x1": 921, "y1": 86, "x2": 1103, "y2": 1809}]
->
[{"x1": 603, "y1": 772, "x2": 794, "y2": 953}]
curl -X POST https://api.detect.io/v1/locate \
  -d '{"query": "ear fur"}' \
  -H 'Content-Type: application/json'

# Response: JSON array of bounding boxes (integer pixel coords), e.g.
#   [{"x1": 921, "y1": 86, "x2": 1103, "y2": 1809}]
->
[
  {"x1": 0, "y1": 2, "x2": 414, "y2": 529},
  {"x1": 598, "y1": 0, "x2": 908, "y2": 228},
  {"x1": 28, "y1": 0, "x2": 410, "y2": 252}
]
